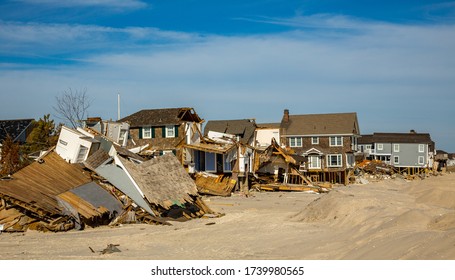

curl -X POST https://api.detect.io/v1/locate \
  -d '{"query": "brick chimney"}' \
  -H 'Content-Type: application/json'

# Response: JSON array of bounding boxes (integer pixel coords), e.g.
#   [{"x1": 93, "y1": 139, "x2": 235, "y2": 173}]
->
[{"x1": 282, "y1": 109, "x2": 290, "y2": 123}]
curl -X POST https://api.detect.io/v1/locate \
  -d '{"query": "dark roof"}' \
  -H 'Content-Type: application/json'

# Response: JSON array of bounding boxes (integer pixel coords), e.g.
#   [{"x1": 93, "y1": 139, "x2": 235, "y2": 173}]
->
[
  {"x1": 0, "y1": 118, "x2": 34, "y2": 142},
  {"x1": 359, "y1": 132, "x2": 434, "y2": 144},
  {"x1": 119, "y1": 108, "x2": 202, "y2": 127},
  {"x1": 204, "y1": 119, "x2": 257, "y2": 144},
  {"x1": 281, "y1": 112, "x2": 359, "y2": 136},
  {"x1": 358, "y1": 134, "x2": 374, "y2": 145}
]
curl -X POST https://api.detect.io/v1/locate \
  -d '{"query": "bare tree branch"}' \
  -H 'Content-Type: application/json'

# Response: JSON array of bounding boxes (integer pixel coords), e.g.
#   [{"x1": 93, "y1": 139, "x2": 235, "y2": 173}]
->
[{"x1": 53, "y1": 88, "x2": 91, "y2": 128}]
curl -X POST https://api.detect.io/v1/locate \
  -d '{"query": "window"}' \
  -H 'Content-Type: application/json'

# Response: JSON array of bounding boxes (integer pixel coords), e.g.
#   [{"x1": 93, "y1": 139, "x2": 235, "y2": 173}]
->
[
  {"x1": 223, "y1": 155, "x2": 232, "y2": 172},
  {"x1": 394, "y1": 156, "x2": 399, "y2": 164},
  {"x1": 330, "y1": 136, "x2": 342, "y2": 146},
  {"x1": 327, "y1": 154, "x2": 342, "y2": 167},
  {"x1": 393, "y1": 144, "x2": 400, "y2": 152},
  {"x1": 205, "y1": 152, "x2": 216, "y2": 172},
  {"x1": 419, "y1": 144, "x2": 425, "y2": 153},
  {"x1": 289, "y1": 137, "x2": 302, "y2": 147},
  {"x1": 418, "y1": 156, "x2": 425, "y2": 165},
  {"x1": 143, "y1": 127, "x2": 152, "y2": 139},
  {"x1": 308, "y1": 155, "x2": 321, "y2": 169},
  {"x1": 76, "y1": 146, "x2": 88, "y2": 162},
  {"x1": 377, "y1": 144, "x2": 384, "y2": 150},
  {"x1": 165, "y1": 125, "x2": 175, "y2": 138},
  {"x1": 119, "y1": 129, "x2": 127, "y2": 142},
  {"x1": 365, "y1": 145, "x2": 372, "y2": 150},
  {"x1": 311, "y1": 137, "x2": 319, "y2": 145}
]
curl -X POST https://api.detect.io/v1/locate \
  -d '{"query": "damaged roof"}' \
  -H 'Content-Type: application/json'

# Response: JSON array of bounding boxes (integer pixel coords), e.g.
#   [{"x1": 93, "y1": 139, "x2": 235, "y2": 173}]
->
[
  {"x1": 0, "y1": 151, "x2": 92, "y2": 217},
  {"x1": 204, "y1": 119, "x2": 257, "y2": 144},
  {"x1": 0, "y1": 118, "x2": 34, "y2": 143},
  {"x1": 118, "y1": 154, "x2": 198, "y2": 209},
  {"x1": 281, "y1": 112, "x2": 360, "y2": 136},
  {"x1": 120, "y1": 107, "x2": 203, "y2": 127}
]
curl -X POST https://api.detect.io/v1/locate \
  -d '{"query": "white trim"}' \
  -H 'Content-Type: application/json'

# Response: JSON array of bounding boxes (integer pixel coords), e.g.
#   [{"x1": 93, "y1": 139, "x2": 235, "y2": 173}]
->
[
  {"x1": 394, "y1": 156, "x2": 400, "y2": 164},
  {"x1": 418, "y1": 144, "x2": 425, "y2": 153},
  {"x1": 418, "y1": 156, "x2": 425, "y2": 165},
  {"x1": 165, "y1": 125, "x2": 175, "y2": 138},
  {"x1": 327, "y1": 154, "x2": 342, "y2": 167},
  {"x1": 329, "y1": 136, "x2": 343, "y2": 147},
  {"x1": 377, "y1": 143, "x2": 384, "y2": 150},
  {"x1": 393, "y1": 144, "x2": 400, "y2": 152},
  {"x1": 303, "y1": 148, "x2": 324, "y2": 156},
  {"x1": 289, "y1": 137, "x2": 302, "y2": 147},
  {"x1": 143, "y1": 127, "x2": 152, "y2": 139},
  {"x1": 308, "y1": 155, "x2": 321, "y2": 169},
  {"x1": 311, "y1": 136, "x2": 319, "y2": 145}
]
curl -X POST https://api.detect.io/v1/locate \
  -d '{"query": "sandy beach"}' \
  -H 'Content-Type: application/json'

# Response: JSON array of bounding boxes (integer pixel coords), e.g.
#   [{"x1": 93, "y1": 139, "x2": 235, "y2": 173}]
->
[{"x1": 1, "y1": 173, "x2": 455, "y2": 260}]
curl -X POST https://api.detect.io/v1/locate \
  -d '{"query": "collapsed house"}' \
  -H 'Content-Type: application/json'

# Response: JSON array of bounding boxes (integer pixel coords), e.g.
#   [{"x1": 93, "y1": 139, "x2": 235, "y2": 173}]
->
[
  {"x1": 0, "y1": 150, "x2": 122, "y2": 232},
  {"x1": 181, "y1": 135, "x2": 238, "y2": 196},
  {"x1": 0, "y1": 124, "x2": 216, "y2": 232},
  {"x1": 253, "y1": 138, "x2": 322, "y2": 192}
]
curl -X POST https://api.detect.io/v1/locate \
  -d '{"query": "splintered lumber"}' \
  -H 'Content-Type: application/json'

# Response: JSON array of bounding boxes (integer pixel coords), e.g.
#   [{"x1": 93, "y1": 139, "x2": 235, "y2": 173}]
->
[
  {"x1": 194, "y1": 172, "x2": 236, "y2": 197},
  {"x1": 258, "y1": 184, "x2": 322, "y2": 193}
]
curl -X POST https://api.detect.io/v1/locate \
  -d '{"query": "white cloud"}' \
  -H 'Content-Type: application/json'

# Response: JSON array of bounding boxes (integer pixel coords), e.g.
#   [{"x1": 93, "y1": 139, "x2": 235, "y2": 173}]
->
[
  {"x1": 0, "y1": 21, "x2": 200, "y2": 57},
  {"x1": 1, "y1": 14, "x2": 455, "y2": 149}
]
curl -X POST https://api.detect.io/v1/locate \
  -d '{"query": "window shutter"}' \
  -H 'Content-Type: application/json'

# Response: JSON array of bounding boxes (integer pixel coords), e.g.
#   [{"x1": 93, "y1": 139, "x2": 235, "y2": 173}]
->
[
  {"x1": 174, "y1": 125, "x2": 179, "y2": 138},
  {"x1": 152, "y1": 127, "x2": 155, "y2": 138},
  {"x1": 138, "y1": 127, "x2": 143, "y2": 139},
  {"x1": 162, "y1": 126, "x2": 166, "y2": 138}
]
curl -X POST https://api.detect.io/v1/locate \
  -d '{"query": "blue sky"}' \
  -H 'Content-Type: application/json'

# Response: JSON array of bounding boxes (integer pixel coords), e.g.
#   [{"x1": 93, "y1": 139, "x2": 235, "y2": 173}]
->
[{"x1": 0, "y1": 0, "x2": 454, "y2": 151}]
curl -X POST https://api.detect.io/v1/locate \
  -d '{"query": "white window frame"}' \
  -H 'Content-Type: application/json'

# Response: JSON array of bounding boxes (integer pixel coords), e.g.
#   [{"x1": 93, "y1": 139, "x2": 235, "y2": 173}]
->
[
  {"x1": 165, "y1": 125, "x2": 175, "y2": 138},
  {"x1": 418, "y1": 156, "x2": 425, "y2": 165},
  {"x1": 327, "y1": 154, "x2": 342, "y2": 167},
  {"x1": 419, "y1": 144, "x2": 425, "y2": 153},
  {"x1": 329, "y1": 136, "x2": 343, "y2": 147},
  {"x1": 311, "y1": 137, "x2": 319, "y2": 145},
  {"x1": 143, "y1": 127, "x2": 152, "y2": 139},
  {"x1": 393, "y1": 144, "x2": 400, "y2": 152},
  {"x1": 76, "y1": 146, "x2": 88, "y2": 162},
  {"x1": 394, "y1": 156, "x2": 399, "y2": 164},
  {"x1": 289, "y1": 137, "x2": 302, "y2": 147},
  {"x1": 308, "y1": 155, "x2": 321, "y2": 169},
  {"x1": 377, "y1": 143, "x2": 384, "y2": 151}
]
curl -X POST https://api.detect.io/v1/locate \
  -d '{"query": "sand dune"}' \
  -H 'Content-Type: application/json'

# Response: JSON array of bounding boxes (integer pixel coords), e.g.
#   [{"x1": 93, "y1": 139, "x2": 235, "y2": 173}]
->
[{"x1": 1, "y1": 173, "x2": 454, "y2": 260}]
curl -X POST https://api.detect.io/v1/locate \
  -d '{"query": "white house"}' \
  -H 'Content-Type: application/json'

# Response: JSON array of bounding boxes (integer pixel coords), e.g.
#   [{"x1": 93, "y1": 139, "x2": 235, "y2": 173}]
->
[
  {"x1": 56, "y1": 126, "x2": 100, "y2": 163},
  {"x1": 83, "y1": 117, "x2": 130, "y2": 147},
  {"x1": 255, "y1": 123, "x2": 281, "y2": 149}
]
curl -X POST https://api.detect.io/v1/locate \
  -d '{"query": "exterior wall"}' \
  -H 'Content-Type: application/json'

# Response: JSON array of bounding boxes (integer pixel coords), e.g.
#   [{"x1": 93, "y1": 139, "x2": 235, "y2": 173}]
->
[
  {"x1": 255, "y1": 128, "x2": 280, "y2": 148},
  {"x1": 285, "y1": 135, "x2": 354, "y2": 170},
  {"x1": 104, "y1": 122, "x2": 129, "y2": 147},
  {"x1": 56, "y1": 126, "x2": 95, "y2": 163},
  {"x1": 375, "y1": 143, "x2": 392, "y2": 155},
  {"x1": 129, "y1": 124, "x2": 185, "y2": 152},
  {"x1": 390, "y1": 143, "x2": 428, "y2": 167}
]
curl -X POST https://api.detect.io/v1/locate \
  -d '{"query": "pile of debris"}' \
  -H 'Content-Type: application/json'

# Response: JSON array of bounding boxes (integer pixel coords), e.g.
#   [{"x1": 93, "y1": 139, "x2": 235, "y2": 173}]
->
[
  {"x1": 0, "y1": 126, "x2": 218, "y2": 233},
  {"x1": 356, "y1": 160, "x2": 397, "y2": 175}
]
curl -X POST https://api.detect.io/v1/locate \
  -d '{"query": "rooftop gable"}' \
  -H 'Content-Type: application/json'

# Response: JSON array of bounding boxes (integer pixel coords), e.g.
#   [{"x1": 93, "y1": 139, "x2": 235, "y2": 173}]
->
[
  {"x1": 281, "y1": 111, "x2": 359, "y2": 136},
  {"x1": 204, "y1": 119, "x2": 257, "y2": 144},
  {"x1": 120, "y1": 107, "x2": 202, "y2": 127}
]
